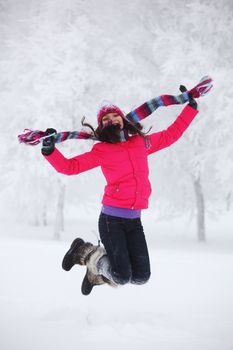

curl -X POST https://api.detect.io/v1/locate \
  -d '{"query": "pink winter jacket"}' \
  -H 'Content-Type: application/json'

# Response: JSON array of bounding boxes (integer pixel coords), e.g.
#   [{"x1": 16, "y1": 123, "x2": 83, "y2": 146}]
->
[{"x1": 44, "y1": 105, "x2": 198, "y2": 210}]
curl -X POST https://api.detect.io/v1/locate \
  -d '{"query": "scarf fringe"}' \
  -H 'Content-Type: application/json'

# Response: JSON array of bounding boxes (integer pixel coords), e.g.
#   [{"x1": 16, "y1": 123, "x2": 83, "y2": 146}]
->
[{"x1": 18, "y1": 129, "x2": 97, "y2": 146}]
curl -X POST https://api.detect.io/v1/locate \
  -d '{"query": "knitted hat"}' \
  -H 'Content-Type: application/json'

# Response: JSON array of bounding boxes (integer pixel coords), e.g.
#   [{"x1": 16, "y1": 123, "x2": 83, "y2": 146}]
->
[{"x1": 97, "y1": 105, "x2": 125, "y2": 125}]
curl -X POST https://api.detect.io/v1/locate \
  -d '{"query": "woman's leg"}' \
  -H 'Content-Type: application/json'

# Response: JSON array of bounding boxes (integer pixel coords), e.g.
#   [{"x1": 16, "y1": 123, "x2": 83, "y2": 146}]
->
[
  {"x1": 98, "y1": 213, "x2": 132, "y2": 285},
  {"x1": 125, "y1": 218, "x2": 151, "y2": 284}
]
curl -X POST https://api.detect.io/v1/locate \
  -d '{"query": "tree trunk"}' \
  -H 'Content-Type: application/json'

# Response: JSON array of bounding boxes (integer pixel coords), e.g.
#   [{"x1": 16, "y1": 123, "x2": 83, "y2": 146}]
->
[
  {"x1": 226, "y1": 192, "x2": 232, "y2": 211},
  {"x1": 42, "y1": 205, "x2": 47, "y2": 226},
  {"x1": 193, "y1": 176, "x2": 206, "y2": 242},
  {"x1": 54, "y1": 182, "x2": 66, "y2": 240}
]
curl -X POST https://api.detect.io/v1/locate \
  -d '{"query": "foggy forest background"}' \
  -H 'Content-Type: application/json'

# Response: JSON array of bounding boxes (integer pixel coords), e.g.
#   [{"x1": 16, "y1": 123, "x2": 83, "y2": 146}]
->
[{"x1": 0, "y1": 0, "x2": 232, "y2": 242}]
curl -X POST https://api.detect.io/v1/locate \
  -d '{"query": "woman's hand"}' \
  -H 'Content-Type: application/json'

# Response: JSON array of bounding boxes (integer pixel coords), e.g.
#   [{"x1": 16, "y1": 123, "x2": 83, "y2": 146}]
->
[
  {"x1": 41, "y1": 128, "x2": 57, "y2": 155},
  {"x1": 180, "y1": 85, "x2": 198, "y2": 110}
]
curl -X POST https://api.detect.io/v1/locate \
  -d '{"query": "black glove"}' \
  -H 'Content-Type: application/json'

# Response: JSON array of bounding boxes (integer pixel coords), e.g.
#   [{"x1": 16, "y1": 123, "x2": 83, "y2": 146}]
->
[
  {"x1": 179, "y1": 85, "x2": 198, "y2": 110},
  {"x1": 41, "y1": 128, "x2": 57, "y2": 156}
]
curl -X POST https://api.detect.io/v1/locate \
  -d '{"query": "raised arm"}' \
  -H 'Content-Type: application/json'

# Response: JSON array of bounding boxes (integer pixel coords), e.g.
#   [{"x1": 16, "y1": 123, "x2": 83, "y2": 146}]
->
[
  {"x1": 43, "y1": 146, "x2": 101, "y2": 175},
  {"x1": 147, "y1": 104, "x2": 198, "y2": 154}
]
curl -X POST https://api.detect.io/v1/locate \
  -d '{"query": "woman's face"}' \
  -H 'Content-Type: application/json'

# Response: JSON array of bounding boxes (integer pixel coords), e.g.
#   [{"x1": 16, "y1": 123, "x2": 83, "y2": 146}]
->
[{"x1": 101, "y1": 113, "x2": 124, "y2": 129}]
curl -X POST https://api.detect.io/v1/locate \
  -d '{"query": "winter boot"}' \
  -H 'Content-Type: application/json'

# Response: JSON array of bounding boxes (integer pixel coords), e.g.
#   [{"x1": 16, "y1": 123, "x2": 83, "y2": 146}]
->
[
  {"x1": 82, "y1": 247, "x2": 118, "y2": 295},
  {"x1": 62, "y1": 238, "x2": 85, "y2": 271},
  {"x1": 81, "y1": 268, "x2": 116, "y2": 296},
  {"x1": 62, "y1": 237, "x2": 117, "y2": 292},
  {"x1": 62, "y1": 237, "x2": 106, "y2": 270},
  {"x1": 62, "y1": 237, "x2": 102, "y2": 271}
]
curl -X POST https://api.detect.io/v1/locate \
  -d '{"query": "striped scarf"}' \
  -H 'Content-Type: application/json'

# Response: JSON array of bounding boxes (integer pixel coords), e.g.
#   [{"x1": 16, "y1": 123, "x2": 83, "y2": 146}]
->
[
  {"x1": 18, "y1": 76, "x2": 213, "y2": 146},
  {"x1": 18, "y1": 129, "x2": 97, "y2": 146},
  {"x1": 125, "y1": 91, "x2": 189, "y2": 124}
]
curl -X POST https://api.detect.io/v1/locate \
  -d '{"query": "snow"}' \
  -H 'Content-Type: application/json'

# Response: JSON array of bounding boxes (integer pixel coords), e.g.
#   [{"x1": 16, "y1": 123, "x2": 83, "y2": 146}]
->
[
  {"x1": 1, "y1": 217, "x2": 233, "y2": 350},
  {"x1": 1, "y1": 1, "x2": 233, "y2": 349}
]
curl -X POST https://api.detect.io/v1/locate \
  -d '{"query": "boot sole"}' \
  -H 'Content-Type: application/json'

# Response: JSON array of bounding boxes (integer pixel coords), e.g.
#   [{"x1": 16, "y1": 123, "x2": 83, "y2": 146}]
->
[{"x1": 62, "y1": 238, "x2": 84, "y2": 271}]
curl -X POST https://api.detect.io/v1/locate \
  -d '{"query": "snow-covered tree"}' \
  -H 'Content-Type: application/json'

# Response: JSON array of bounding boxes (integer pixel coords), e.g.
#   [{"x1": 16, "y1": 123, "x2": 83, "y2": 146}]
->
[
  {"x1": 0, "y1": 0, "x2": 232, "y2": 242},
  {"x1": 143, "y1": 0, "x2": 233, "y2": 241}
]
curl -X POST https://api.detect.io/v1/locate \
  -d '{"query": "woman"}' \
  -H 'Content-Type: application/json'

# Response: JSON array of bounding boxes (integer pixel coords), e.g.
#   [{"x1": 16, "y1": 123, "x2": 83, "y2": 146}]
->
[{"x1": 41, "y1": 78, "x2": 212, "y2": 295}]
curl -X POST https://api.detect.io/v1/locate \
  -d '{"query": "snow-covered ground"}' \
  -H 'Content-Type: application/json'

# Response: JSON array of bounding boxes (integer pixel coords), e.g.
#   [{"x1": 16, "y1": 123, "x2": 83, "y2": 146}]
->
[{"x1": 0, "y1": 216, "x2": 233, "y2": 350}]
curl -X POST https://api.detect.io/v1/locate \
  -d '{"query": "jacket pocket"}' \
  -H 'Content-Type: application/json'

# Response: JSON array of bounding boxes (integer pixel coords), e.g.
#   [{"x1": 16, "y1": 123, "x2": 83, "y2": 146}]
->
[{"x1": 105, "y1": 184, "x2": 120, "y2": 198}]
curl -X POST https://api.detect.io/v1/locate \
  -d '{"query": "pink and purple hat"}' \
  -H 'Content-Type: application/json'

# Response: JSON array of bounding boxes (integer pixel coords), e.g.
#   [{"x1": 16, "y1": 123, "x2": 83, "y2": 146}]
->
[{"x1": 97, "y1": 105, "x2": 125, "y2": 126}]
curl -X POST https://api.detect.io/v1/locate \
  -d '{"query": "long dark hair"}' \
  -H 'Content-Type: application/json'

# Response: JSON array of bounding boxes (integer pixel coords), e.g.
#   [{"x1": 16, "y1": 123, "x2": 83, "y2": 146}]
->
[{"x1": 81, "y1": 115, "x2": 151, "y2": 143}]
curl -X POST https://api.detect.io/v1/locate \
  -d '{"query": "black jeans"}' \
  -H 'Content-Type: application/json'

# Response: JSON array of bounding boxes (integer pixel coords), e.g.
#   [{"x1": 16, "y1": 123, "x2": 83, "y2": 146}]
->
[{"x1": 98, "y1": 213, "x2": 151, "y2": 285}]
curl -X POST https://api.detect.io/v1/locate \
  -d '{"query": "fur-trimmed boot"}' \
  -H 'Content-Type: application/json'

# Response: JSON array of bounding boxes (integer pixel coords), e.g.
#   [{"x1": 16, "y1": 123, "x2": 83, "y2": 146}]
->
[
  {"x1": 62, "y1": 237, "x2": 106, "y2": 271},
  {"x1": 62, "y1": 237, "x2": 117, "y2": 295},
  {"x1": 81, "y1": 268, "x2": 116, "y2": 295}
]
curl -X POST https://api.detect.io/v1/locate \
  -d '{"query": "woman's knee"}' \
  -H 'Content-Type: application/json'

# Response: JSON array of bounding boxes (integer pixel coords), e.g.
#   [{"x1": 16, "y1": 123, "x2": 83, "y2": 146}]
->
[
  {"x1": 131, "y1": 271, "x2": 151, "y2": 285},
  {"x1": 112, "y1": 270, "x2": 131, "y2": 285}
]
